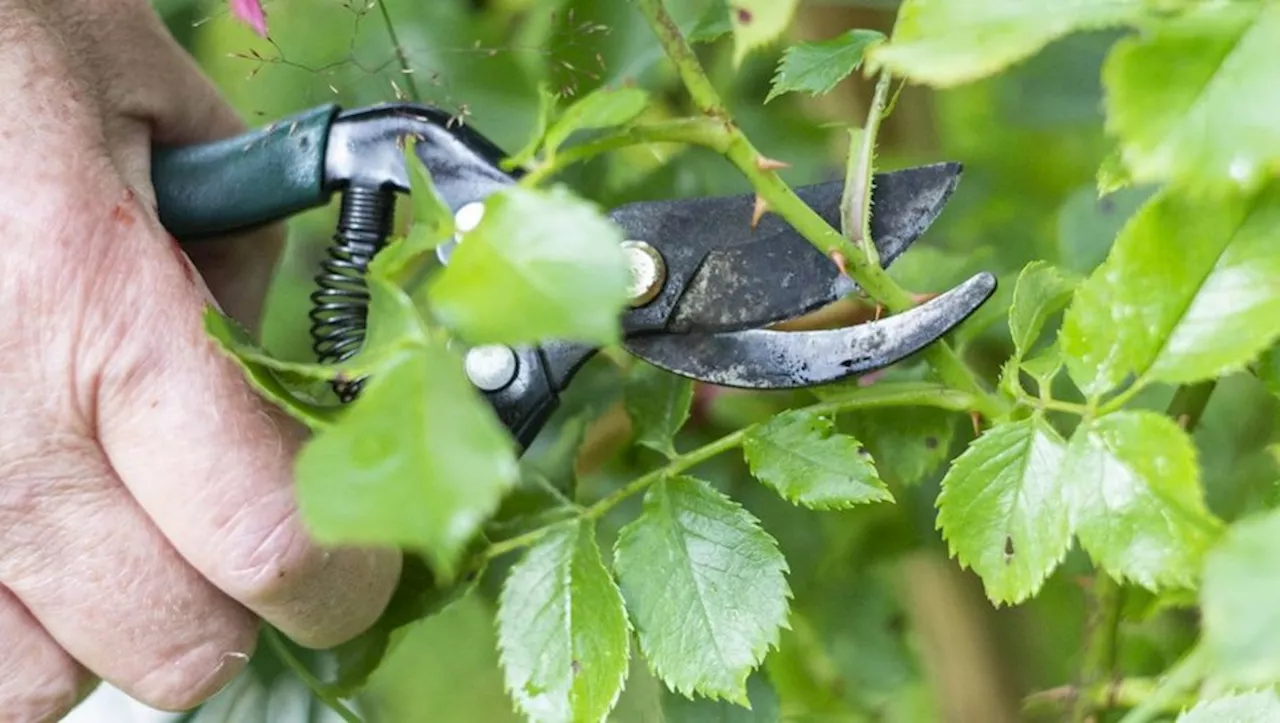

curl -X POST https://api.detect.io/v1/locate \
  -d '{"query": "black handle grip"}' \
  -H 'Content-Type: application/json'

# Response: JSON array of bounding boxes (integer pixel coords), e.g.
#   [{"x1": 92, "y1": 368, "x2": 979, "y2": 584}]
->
[{"x1": 151, "y1": 104, "x2": 340, "y2": 241}]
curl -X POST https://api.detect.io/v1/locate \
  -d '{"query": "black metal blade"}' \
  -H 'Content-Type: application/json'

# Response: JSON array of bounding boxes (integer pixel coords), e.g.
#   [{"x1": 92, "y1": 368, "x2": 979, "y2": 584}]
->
[
  {"x1": 612, "y1": 162, "x2": 962, "y2": 337},
  {"x1": 623, "y1": 272, "x2": 995, "y2": 389}
]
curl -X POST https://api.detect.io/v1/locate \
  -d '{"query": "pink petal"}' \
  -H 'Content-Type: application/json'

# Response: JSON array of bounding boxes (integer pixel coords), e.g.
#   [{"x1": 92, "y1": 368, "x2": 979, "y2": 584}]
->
[{"x1": 229, "y1": 0, "x2": 268, "y2": 37}]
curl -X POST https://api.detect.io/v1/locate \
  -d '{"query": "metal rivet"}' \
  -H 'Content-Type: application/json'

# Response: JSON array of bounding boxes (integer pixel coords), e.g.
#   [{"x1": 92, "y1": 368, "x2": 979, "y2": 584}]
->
[
  {"x1": 454, "y1": 201, "x2": 486, "y2": 235},
  {"x1": 622, "y1": 240, "x2": 665, "y2": 307},
  {"x1": 465, "y1": 344, "x2": 518, "y2": 392}
]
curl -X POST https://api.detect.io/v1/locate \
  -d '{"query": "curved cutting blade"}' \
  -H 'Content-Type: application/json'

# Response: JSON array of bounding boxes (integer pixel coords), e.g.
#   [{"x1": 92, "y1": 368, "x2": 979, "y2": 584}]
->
[
  {"x1": 615, "y1": 162, "x2": 963, "y2": 335},
  {"x1": 624, "y1": 272, "x2": 996, "y2": 389}
]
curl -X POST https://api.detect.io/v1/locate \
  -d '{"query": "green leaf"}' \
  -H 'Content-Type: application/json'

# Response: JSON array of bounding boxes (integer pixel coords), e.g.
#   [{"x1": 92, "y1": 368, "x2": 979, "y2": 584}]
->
[
  {"x1": 1060, "y1": 185, "x2": 1280, "y2": 398},
  {"x1": 765, "y1": 30, "x2": 885, "y2": 103},
  {"x1": 544, "y1": 87, "x2": 649, "y2": 154},
  {"x1": 1104, "y1": 3, "x2": 1280, "y2": 192},
  {"x1": 613, "y1": 476, "x2": 791, "y2": 703},
  {"x1": 295, "y1": 338, "x2": 520, "y2": 582},
  {"x1": 936, "y1": 417, "x2": 1069, "y2": 605},
  {"x1": 689, "y1": 0, "x2": 732, "y2": 44},
  {"x1": 506, "y1": 83, "x2": 559, "y2": 169},
  {"x1": 404, "y1": 137, "x2": 455, "y2": 253},
  {"x1": 867, "y1": 0, "x2": 1148, "y2": 88},
  {"x1": 743, "y1": 409, "x2": 893, "y2": 510},
  {"x1": 730, "y1": 0, "x2": 801, "y2": 66},
  {"x1": 1008, "y1": 261, "x2": 1076, "y2": 358},
  {"x1": 1256, "y1": 344, "x2": 1280, "y2": 399},
  {"x1": 1057, "y1": 184, "x2": 1154, "y2": 276},
  {"x1": 1201, "y1": 508, "x2": 1280, "y2": 687},
  {"x1": 329, "y1": 554, "x2": 480, "y2": 696},
  {"x1": 624, "y1": 363, "x2": 693, "y2": 458},
  {"x1": 497, "y1": 520, "x2": 630, "y2": 723},
  {"x1": 1063, "y1": 411, "x2": 1220, "y2": 589},
  {"x1": 660, "y1": 670, "x2": 781, "y2": 723},
  {"x1": 203, "y1": 309, "x2": 337, "y2": 429},
  {"x1": 427, "y1": 185, "x2": 631, "y2": 346},
  {"x1": 839, "y1": 406, "x2": 958, "y2": 487},
  {"x1": 1177, "y1": 691, "x2": 1280, "y2": 723}
]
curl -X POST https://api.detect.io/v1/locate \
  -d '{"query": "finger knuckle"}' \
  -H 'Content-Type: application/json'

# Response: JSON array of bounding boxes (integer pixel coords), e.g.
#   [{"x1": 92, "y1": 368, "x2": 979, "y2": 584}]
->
[
  {"x1": 0, "y1": 640, "x2": 89, "y2": 723},
  {"x1": 129, "y1": 629, "x2": 255, "y2": 712}
]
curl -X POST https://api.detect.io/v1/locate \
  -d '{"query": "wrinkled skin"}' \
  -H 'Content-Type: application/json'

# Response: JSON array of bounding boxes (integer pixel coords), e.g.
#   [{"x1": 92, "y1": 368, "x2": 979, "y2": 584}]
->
[{"x1": 0, "y1": 1, "x2": 400, "y2": 719}]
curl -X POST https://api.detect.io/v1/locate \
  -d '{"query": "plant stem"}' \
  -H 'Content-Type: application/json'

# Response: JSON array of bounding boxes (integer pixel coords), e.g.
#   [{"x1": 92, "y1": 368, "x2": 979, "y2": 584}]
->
[
  {"x1": 843, "y1": 70, "x2": 894, "y2": 267},
  {"x1": 478, "y1": 380, "x2": 980, "y2": 563},
  {"x1": 1118, "y1": 645, "x2": 1208, "y2": 723},
  {"x1": 629, "y1": 0, "x2": 1008, "y2": 421},
  {"x1": 376, "y1": 0, "x2": 421, "y2": 102},
  {"x1": 1024, "y1": 678, "x2": 1190, "y2": 717},
  {"x1": 264, "y1": 627, "x2": 362, "y2": 723},
  {"x1": 519, "y1": 117, "x2": 731, "y2": 186},
  {"x1": 1071, "y1": 573, "x2": 1125, "y2": 722}
]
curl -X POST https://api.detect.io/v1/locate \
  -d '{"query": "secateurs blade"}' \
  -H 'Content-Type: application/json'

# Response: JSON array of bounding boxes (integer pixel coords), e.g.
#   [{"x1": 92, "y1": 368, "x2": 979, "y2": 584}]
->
[{"x1": 151, "y1": 102, "x2": 996, "y2": 448}]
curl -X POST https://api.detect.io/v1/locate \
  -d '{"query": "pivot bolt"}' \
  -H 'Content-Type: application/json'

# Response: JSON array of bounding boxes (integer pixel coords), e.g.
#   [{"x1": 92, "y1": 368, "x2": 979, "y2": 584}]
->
[
  {"x1": 454, "y1": 201, "x2": 486, "y2": 235},
  {"x1": 465, "y1": 344, "x2": 518, "y2": 392},
  {"x1": 622, "y1": 240, "x2": 665, "y2": 308}
]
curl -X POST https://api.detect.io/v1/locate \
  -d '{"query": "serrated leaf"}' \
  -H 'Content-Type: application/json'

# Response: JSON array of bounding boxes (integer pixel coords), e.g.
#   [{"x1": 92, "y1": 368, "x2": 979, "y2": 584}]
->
[
  {"x1": 765, "y1": 30, "x2": 885, "y2": 103},
  {"x1": 295, "y1": 336, "x2": 520, "y2": 582},
  {"x1": 1104, "y1": 3, "x2": 1280, "y2": 192},
  {"x1": 544, "y1": 87, "x2": 649, "y2": 153},
  {"x1": 839, "y1": 406, "x2": 958, "y2": 487},
  {"x1": 867, "y1": 0, "x2": 1148, "y2": 88},
  {"x1": 660, "y1": 670, "x2": 781, "y2": 723},
  {"x1": 624, "y1": 363, "x2": 693, "y2": 458},
  {"x1": 203, "y1": 309, "x2": 338, "y2": 429},
  {"x1": 1201, "y1": 508, "x2": 1280, "y2": 688},
  {"x1": 497, "y1": 520, "x2": 630, "y2": 723},
  {"x1": 427, "y1": 185, "x2": 630, "y2": 346},
  {"x1": 937, "y1": 417, "x2": 1069, "y2": 605},
  {"x1": 730, "y1": 0, "x2": 800, "y2": 66},
  {"x1": 1177, "y1": 691, "x2": 1280, "y2": 723},
  {"x1": 1009, "y1": 261, "x2": 1076, "y2": 358},
  {"x1": 1063, "y1": 411, "x2": 1220, "y2": 589},
  {"x1": 329, "y1": 554, "x2": 480, "y2": 696},
  {"x1": 743, "y1": 409, "x2": 892, "y2": 510},
  {"x1": 613, "y1": 476, "x2": 790, "y2": 703},
  {"x1": 1061, "y1": 184, "x2": 1280, "y2": 398}
]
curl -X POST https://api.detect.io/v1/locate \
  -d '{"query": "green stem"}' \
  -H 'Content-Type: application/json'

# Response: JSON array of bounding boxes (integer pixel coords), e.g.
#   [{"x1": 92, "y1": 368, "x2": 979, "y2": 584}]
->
[
  {"x1": 519, "y1": 117, "x2": 731, "y2": 187},
  {"x1": 1071, "y1": 574, "x2": 1125, "y2": 723},
  {"x1": 629, "y1": 0, "x2": 1008, "y2": 421},
  {"x1": 264, "y1": 627, "x2": 362, "y2": 723},
  {"x1": 1118, "y1": 645, "x2": 1208, "y2": 723},
  {"x1": 1024, "y1": 678, "x2": 1191, "y2": 717},
  {"x1": 478, "y1": 381, "x2": 980, "y2": 563},
  {"x1": 376, "y1": 0, "x2": 421, "y2": 102},
  {"x1": 843, "y1": 71, "x2": 894, "y2": 267}
]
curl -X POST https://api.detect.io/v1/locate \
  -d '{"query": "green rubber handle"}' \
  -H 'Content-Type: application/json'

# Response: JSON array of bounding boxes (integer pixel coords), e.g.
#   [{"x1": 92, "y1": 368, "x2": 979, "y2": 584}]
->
[{"x1": 151, "y1": 104, "x2": 340, "y2": 241}]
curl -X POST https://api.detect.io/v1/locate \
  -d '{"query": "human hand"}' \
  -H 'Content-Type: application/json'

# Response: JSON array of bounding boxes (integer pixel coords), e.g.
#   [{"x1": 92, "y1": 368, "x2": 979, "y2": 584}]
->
[{"x1": 0, "y1": 2, "x2": 400, "y2": 719}]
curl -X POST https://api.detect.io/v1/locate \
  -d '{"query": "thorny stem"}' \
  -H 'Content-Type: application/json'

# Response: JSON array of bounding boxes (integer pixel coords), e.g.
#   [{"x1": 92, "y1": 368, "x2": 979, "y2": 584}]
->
[
  {"x1": 1071, "y1": 574, "x2": 1125, "y2": 723},
  {"x1": 264, "y1": 627, "x2": 363, "y2": 723},
  {"x1": 478, "y1": 381, "x2": 980, "y2": 563},
  {"x1": 1023, "y1": 678, "x2": 1191, "y2": 717},
  {"x1": 629, "y1": 0, "x2": 1008, "y2": 421},
  {"x1": 376, "y1": 0, "x2": 421, "y2": 102},
  {"x1": 842, "y1": 70, "x2": 894, "y2": 268}
]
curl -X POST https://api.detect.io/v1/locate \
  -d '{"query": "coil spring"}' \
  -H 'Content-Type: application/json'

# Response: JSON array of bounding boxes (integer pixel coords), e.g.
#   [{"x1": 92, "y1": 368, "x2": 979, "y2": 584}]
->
[{"x1": 309, "y1": 185, "x2": 395, "y2": 402}]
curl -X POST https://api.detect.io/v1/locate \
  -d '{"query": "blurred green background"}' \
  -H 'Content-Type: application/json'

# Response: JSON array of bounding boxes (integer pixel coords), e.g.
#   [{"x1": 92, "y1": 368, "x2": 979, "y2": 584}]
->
[{"x1": 153, "y1": 1, "x2": 1280, "y2": 721}]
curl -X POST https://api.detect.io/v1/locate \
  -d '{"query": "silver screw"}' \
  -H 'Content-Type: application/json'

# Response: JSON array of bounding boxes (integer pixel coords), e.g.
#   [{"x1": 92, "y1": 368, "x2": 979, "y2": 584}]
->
[
  {"x1": 454, "y1": 201, "x2": 486, "y2": 235},
  {"x1": 622, "y1": 240, "x2": 665, "y2": 307},
  {"x1": 465, "y1": 344, "x2": 518, "y2": 392}
]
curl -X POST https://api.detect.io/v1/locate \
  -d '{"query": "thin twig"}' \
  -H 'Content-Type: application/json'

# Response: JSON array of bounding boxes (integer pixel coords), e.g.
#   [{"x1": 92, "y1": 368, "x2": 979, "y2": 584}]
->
[
  {"x1": 376, "y1": 0, "x2": 421, "y2": 102},
  {"x1": 264, "y1": 627, "x2": 362, "y2": 723}
]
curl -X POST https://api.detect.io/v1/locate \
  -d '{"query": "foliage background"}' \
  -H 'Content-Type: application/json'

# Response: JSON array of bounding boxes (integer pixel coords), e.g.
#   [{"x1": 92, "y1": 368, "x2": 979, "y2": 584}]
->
[{"x1": 145, "y1": 1, "x2": 1280, "y2": 721}]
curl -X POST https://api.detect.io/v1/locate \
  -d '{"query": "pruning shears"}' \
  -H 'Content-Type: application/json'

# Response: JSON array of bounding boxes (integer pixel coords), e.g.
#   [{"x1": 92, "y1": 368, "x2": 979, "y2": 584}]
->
[{"x1": 151, "y1": 102, "x2": 996, "y2": 448}]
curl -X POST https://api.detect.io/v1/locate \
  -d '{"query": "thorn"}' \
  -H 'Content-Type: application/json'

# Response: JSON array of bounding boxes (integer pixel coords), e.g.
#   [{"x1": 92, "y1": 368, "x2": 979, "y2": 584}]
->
[
  {"x1": 912, "y1": 291, "x2": 940, "y2": 305},
  {"x1": 874, "y1": 304, "x2": 884, "y2": 321},
  {"x1": 755, "y1": 155, "x2": 790, "y2": 171},
  {"x1": 970, "y1": 411, "x2": 982, "y2": 436},
  {"x1": 751, "y1": 195, "x2": 769, "y2": 229},
  {"x1": 829, "y1": 250, "x2": 849, "y2": 277},
  {"x1": 1177, "y1": 413, "x2": 1190, "y2": 429}
]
